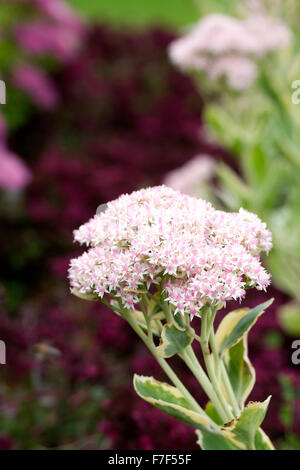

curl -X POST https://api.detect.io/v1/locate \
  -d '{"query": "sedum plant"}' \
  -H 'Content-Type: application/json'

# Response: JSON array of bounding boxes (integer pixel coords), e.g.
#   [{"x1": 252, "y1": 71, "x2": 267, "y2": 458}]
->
[{"x1": 69, "y1": 185, "x2": 274, "y2": 450}]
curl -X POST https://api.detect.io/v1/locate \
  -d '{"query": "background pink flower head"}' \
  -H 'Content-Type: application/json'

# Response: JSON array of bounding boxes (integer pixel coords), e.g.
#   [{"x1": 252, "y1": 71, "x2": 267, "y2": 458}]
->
[
  {"x1": 168, "y1": 13, "x2": 291, "y2": 90},
  {"x1": 163, "y1": 154, "x2": 216, "y2": 196},
  {"x1": 12, "y1": 65, "x2": 59, "y2": 109},
  {"x1": 0, "y1": 146, "x2": 31, "y2": 191}
]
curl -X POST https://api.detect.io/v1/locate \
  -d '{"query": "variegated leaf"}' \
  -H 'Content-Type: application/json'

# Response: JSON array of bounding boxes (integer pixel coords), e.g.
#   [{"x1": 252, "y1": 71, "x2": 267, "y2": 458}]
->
[
  {"x1": 172, "y1": 312, "x2": 186, "y2": 331},
  {"x1": 70, "y1": 289, "x2": 99, "y2": 301},
  {"x1": 228, "y1": 397, "x2": 272, "y2": 450},
  {"x1": 223, "y1": 337, "x2": 255, "y2": 408},
  {"x1": 255, "y1": 428, "x2": 275, "y2": 450},
  {"x1": 217, "y1": 299, "x2": 274, "y2": 354},
  {"x1": 215, "y1": 302, "x2": 273, "y2": 407},
  {"x1": 204, "y1": 402, "x2": 223, "y2": 425},
  {"x1": 196, "y1": 428, "x2": 241, "y2": 450},
  {"x1": 133, "y1": 375, "x2": 216, "y2": 431},
  {"x1": 197, "y1": 397, "x2": 273, "y2": 450},
  {"x1": 157, "y1": 323, "x2": 193, "y2": 358}
]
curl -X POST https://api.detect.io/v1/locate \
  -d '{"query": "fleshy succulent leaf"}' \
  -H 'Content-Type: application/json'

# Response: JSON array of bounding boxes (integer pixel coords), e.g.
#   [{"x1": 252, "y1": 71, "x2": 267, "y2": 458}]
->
[
  {"x1": 216, "y1": 299, "x2": 274, "y2": 354},
  {"x1": 133, "y1": 375, "x2": 217, "y2": 431},
  {"x1": 70, "y1": 289, "x2": 99, "y2": 301},
  {"x1": 204, "y1": 402, "x2": 223, "y2": 425},
  {"x1": 197, "y1": 398, "x2": 273, "y2": 450},
  {"x1": 223, "y1": 337, "x2": 255, "y2": 408},
  {"x1": 156, "y1": 323, "x2": 193, "y2": 358}
]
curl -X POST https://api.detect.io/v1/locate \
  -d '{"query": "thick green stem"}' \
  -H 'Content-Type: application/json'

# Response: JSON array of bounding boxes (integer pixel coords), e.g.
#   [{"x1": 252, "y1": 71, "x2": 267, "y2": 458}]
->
[
  {"x1": 181, "y1": 346, "x2": 230, "y2": 423},
  {"x1": 200, "y1": 308, "x2": 234, "y2": 422},
  {"x1": 208, "y1": 314, "x2": 240, "y2": 417},
  {"x1": 122, "y1": 309, "x2": 210, "y2": 420},
  {"x1": 140, "y1": 296, "x2": 153, "y2": 343},
  {"x1": 209, "y1": 329, "x2": 221, "y2": 381}
]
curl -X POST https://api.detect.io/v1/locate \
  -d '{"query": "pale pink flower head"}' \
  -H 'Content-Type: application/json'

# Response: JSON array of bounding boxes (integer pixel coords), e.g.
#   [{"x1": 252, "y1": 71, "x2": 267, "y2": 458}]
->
[
  {"x1": 169, "y1": 13, "x2": 291, "y2": 91},
  {"x1": 163, "y1": 155, "x2": 216, "y2": 196},
  {"x1": 11, "y1": 0, "x2": 83, "y2": 30},
  {"x1": 186, "y1": 14, "x2": 260, "y2": 56},
  {"x1": 14, "y1": 23, "x2": 81, "y2": 61},
  {"x1": 69, "y1": 186, "x2": 272, "y2": 316},
  {"x1": 0, "y1": 146, "x2": 31, "y2": 191},
  {"x1": 34, "y1": 0, "x2": 83, "y2": 31},
  {"x1": 0, "y1": 112, "x2": 31, "y2": 191},
  {"x1": 168, "y1": 14, "x2": 259, "y2": 71},
  {"x1": 12, "y1": 64, "x2": 59, "y2": 109},
  {"x1": 244, "y1": 15, "x2": 291, "y2": 55},
  {"x1": 209, "y1": 55, "x2": 258, "y2": 91}
]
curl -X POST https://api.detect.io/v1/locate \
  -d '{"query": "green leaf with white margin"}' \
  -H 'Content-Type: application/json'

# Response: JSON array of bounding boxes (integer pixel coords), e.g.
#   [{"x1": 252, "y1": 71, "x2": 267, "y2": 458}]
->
[
  {"x1": 172, "y1": 312, "x2": 186, "y2": 331},
  {"x1": 205, "y1": 402, "x2": 223, "y2": 425},
  {"x1": 133, "y1": 375, "x2": 216, "y2": 431},
  {"x1": 196, "y1": 428, "x2": 241, "y2": 450},
  {"x1": 156, "y1": 323, "x2": 193, "y2": 358},
  {"x1": 217, "y1": 299, "x2": 274, "y2": 354},
  {"x1": 223, "y1": 336, "x2": 255, "y2": 408},
  {"x1": 255, "y1": 428, "x2": 274, "y2": 450},
  {"x1": 215, "y1": 301, "x2": 273, "y2": 407},
  {"x1": 134, "y1": 377, "x2": 273, "y2": 450},
  {"x1": 70, "y1": 289, "x2": 99, "y2": 301},
  {"x1": 196, "y1": 397, "x2": 273, "y2": 450},
  {"x1": 225, "y1": 397, "x2": 273, "y2": 450}
]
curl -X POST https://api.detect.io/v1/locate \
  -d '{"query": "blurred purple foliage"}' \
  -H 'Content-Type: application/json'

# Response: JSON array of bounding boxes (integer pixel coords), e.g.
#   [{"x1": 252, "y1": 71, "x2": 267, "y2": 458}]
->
[{"x1": 0, "y1": 0, "x2": 83, "y2": 191}]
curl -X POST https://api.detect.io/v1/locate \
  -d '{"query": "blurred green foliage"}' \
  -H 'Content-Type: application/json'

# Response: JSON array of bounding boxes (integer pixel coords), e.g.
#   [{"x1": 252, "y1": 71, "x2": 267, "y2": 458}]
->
[
  {"x1": 277, "y1": 374, "x2": 300, "y2": 449},
  {"x1": 68, "y1": 0, "x2": 199, "y2": 28},
  {"x1": 278, "y1": 302, "x2": 300, "y2": 337},
  {"x1": 67, "y1": 0, "x2": 240, "y2": 28}
]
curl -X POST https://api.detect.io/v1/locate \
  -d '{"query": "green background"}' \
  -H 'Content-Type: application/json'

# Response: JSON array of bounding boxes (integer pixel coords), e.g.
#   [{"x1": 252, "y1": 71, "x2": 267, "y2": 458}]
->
[{"x1": 67, "y1": 0, "x2": 200, "y2": 28}]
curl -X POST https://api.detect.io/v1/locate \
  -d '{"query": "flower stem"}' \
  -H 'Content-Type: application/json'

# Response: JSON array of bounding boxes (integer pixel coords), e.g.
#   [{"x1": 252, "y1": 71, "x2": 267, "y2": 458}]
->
[
  {"x1": 208, "y1": 321, "x2": 221, "y2": 381},
  {"x1": 208, "y1": 310, "x2": 241, "y2": 417},
  {"x1": 199, "y1": 308, "x2": 234, "y2": 422},
  {"x1": 122, "y1": 309, "x2": 210, "y2": 420},
  {"x1": 180, "y1": 346, "x2": 230, "y2": 422}
]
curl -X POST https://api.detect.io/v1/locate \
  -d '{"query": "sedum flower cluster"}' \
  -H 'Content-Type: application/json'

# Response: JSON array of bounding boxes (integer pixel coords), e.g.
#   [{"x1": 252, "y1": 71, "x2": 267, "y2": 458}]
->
[
  {"x1": 69, "y1": 186, "x2": 272, "y2": 316},
  {"x1": 169, "y1": 13, "x2": 291, "y2": 90}
]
